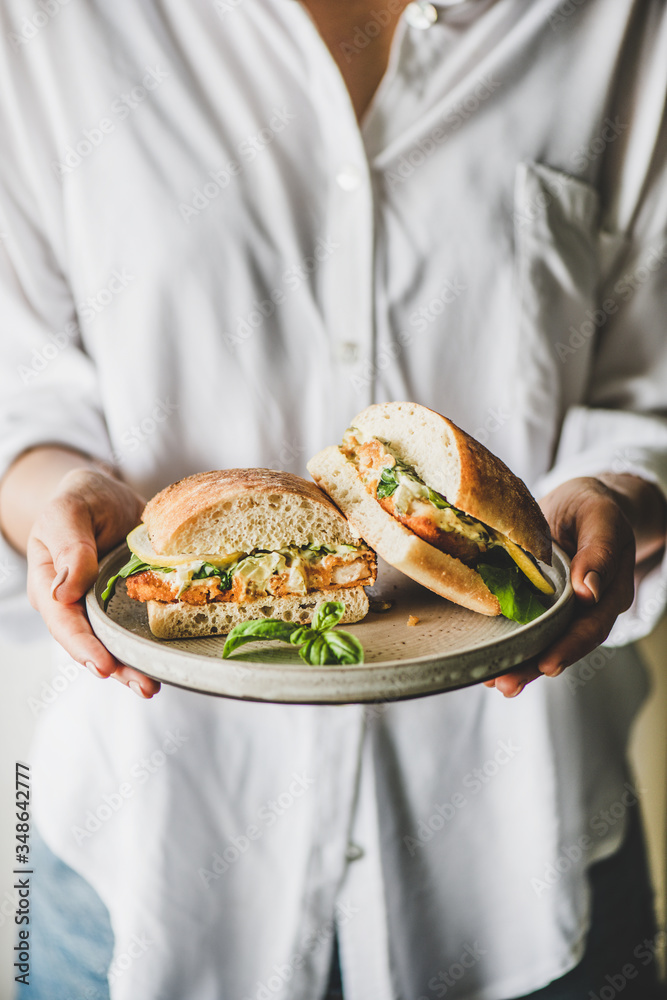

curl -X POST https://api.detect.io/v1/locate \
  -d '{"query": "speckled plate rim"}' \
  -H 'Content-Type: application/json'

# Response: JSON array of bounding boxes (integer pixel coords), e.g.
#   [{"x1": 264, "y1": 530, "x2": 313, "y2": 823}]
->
[{"x1": 85, "y1": 543, "x2": 574, "y2": 704}]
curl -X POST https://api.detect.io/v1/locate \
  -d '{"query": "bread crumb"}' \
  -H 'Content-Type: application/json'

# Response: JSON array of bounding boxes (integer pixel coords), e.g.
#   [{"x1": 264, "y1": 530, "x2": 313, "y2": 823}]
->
[
  {"x1": 407, "y1": 615, "x2": 420, "y2": 627},
  {"x1": 369, "y1": 599, "x2": 393, "y2": 613}
]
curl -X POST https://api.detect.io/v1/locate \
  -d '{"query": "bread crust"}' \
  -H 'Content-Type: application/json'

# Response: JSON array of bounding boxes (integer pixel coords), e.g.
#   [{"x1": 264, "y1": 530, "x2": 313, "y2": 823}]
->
[
  {"x1": 146, "y1": 585, "x2": 369, "y2": 638},
  {"x1": 351, "y1": 402, "x2": 552, "y2": 564},
  {"x1": 308, "y1": 447, "x2": 501, "y2": 616},
  {"x1": 142, "y1": 469, "x2": 360, "y2": 555}
]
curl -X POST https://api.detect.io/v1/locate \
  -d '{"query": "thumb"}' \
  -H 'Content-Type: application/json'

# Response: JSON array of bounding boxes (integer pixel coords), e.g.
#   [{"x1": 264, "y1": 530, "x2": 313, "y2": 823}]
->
[{"x1": 33, "y1": 495, "x2": 100, "y2": 604}]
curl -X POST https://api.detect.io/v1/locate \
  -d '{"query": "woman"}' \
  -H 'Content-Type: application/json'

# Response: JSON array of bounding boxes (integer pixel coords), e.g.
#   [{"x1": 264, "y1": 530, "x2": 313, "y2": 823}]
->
[{"x1": 1, "y1": 0, "x2": 666, "y2": 997}]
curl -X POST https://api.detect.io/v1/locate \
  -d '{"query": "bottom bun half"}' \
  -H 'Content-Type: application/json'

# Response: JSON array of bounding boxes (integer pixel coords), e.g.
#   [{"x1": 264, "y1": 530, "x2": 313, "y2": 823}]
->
[
  {"x1": 147, "y1": 585, "x2": 369, "y2": 639},
  {"x1": 307, "y1": 447, "x2": 501, "y2": 617}
]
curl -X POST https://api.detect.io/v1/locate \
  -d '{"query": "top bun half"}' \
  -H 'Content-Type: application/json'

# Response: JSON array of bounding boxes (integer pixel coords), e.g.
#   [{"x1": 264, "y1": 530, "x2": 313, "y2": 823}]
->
[
  {"x1": 142, "y1": 469, "x2": 361, "y2": 556},
  {"x1": 351, "y1": 402, "x2": 552, "y2": 564}
]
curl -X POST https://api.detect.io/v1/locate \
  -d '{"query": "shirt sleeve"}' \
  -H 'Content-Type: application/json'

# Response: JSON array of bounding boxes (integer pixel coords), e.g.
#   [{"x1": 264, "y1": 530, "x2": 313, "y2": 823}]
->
[{"x1": 0, "y1": 90, "x2": 112, "y2": 640}]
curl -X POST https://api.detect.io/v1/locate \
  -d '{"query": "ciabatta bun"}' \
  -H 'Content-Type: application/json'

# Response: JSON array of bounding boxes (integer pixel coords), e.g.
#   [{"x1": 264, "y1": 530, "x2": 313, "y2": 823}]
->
[
  {"x1": 142, "y1": 469, "x2": 362, "y2": 555},
  {"x1": 307, "y1": 446, "x2": 501, "y2": 615},
  {"x1": 349, "y1": 402, "x2": 551, "y2": 564},
  {"x1": 147, "y1": 586, "x2": 369, "y2": 639}
]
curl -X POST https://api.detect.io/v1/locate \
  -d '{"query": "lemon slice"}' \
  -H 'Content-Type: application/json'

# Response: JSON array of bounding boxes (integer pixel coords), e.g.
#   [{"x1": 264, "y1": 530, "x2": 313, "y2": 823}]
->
[
  {"x1": 501, "y1": 537, "x2": 555, "y2": 595},
  {"x1": 126, "y1": 524, "x2": 242, "y2": 569}
]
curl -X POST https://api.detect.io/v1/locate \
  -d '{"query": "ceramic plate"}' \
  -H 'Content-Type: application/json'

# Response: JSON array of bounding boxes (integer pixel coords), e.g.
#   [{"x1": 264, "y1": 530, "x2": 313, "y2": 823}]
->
[{"x1": 86, "y1": 543, "x2": 574, "y2": 704}]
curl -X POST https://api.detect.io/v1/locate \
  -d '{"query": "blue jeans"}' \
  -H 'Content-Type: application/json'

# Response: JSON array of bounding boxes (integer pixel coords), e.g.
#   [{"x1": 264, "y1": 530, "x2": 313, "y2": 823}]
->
[{"x1": 18, "y1": 806, "x2": 662, "y2": 999}]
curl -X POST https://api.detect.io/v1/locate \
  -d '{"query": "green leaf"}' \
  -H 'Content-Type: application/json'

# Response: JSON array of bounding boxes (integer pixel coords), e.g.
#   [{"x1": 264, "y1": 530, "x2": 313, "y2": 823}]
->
[
  {"x1": 311, "y1": 601, "x2": 345, "y2": 632},
  {"x1": 319, "y1": 629, "x2": 364, "y2": 665},
  {"x1": 426, "y1": 486, "x2": 451, "y2": 510},
  {"x1": 376, "y1": 466, "x2": 399, "y2": 499},
  {"x1": 289, "y1": 626, "x2": 318, "y2": 646},
  {"x1": 192, "y1": 563, "x2": 232, "y2": 589},
  {"x1": 101, "y1": 553, "x2": 172, "y2": 607},
  {"x1": 477, "y1": 550, "x2": 547, "y2": 625},
  {"x1": 222, "y1": 619, "x2": 298, "y2": 657},
  {"x1": 221, "y1": 600, "x2": 365, "y2": 664}
]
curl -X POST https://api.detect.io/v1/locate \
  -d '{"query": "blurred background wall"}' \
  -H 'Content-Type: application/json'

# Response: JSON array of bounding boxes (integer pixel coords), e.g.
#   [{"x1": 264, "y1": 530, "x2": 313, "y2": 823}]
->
[{"x1": 1, "y1": 623, "x2": 666, "y2": 999}]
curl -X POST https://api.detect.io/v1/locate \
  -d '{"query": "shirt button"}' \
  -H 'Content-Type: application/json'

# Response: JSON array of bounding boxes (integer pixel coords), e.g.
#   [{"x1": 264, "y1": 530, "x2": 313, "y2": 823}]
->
[
  {"x1": 345, "y1": 843, "x2": 365, "y2": 862},
  {"x1": 336, "y1": 341, "x2": 360, "y2": 364},
  {"x1": 404, "y1": 2, "x2": 438, "y2": 29},
  {"x1": 336, "y1": 164, "x2": 362, "y2": 192}
]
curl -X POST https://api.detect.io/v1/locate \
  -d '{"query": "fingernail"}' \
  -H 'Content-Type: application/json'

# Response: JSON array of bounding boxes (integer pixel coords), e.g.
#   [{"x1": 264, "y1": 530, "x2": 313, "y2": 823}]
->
[
  {"x1": 85, "y1": 661, "x2": 106, "y2": 679},
  {"x1": 509, "y1": 682, "x2": 526, "y2": 698},
  {"x1": 128, "y1": 680, "x2": 147, "y2": 699},
  {"x1": 543, "y1": 664, "x2": 565, "y2": 677},
  {"x1": 584, "y1": 571, "x2": 601, "y2": 603},
  {"x1": 51, "y1": 566, "x2": 69, "y2": 600}
]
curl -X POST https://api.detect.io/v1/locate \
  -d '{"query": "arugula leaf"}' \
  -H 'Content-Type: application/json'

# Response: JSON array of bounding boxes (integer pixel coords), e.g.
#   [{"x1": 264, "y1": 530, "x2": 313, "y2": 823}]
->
[
  {"x1": 102, "y1": 553, "x2": 174, "y2": 607},
  {"x1": 192, "y1": 563, "x2": 232, "y2": 589},
  {"x1": 311, "y1": 601, "x2": 345, "y2": 632},
  {"x1": 426, "y1": 486, "x2": 451, "y2": 510},
  {"x1": 222, "y1": 619, "x2": 299, "y2": 657},
  {"x1": 376, "y1": 466, "x2": 399, "y2": 499},
  {"x1": 477, "y1": 549, "x2": 547, "y2": 625}
]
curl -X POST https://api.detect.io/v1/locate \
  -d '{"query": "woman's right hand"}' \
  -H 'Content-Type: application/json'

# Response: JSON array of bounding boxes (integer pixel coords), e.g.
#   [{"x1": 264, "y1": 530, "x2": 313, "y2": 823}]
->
[{"x1": 24, "y1": 464, "x2": 161, "y2": 698}]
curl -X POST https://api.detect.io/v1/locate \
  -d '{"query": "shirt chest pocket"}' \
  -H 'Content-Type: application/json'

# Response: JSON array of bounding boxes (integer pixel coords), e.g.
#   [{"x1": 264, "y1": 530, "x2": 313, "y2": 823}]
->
[{"x1": 510, "y1": 161, "x2": 626, "y2": 468}]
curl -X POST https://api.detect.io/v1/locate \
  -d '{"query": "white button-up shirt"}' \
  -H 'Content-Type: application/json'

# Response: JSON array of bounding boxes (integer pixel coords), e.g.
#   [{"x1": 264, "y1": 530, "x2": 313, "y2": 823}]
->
[{"x1": 1, "y1": 1, "x2": 667, "y2": 998}]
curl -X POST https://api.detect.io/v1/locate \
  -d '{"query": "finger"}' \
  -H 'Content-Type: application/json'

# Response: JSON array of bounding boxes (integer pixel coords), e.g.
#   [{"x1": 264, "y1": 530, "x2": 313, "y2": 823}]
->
[
  {"x1": 538, "y1": 549, "x2": 635, "y2": 676},
  {"x1": 30, "y1": 496, "x2": 100, "y2": 604},
  {"x1": 111, "y1": 666, "x2": 161, "y2": 698},
  {"x1": 569, "y1": 506, "x2": 634, "y2": 604},
  {"x1": 484, "y1": 658, "x2": 541, "y2": 698},
  {"x1": 29, "y1": 535, "x2": 118, "y2": 677}
]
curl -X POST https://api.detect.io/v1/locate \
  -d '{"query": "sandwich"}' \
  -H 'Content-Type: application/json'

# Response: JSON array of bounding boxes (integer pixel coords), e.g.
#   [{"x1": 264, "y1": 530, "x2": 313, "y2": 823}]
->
[
  {"x1": 307, "y1": 402, "x2": 555, "y2": 623},
  {"x1": 102, "y1": 469, "x2": 377, "y2": 638}
]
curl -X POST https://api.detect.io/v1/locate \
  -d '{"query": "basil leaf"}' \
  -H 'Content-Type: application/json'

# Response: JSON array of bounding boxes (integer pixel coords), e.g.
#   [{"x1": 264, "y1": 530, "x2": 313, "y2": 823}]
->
[
  {"x1": 311, "y1": 601, "x2": 345, "y2": 632},
  {"x1": 289, "y1": 626, "x2": 318, "y2": 646},
  {"x1": 477, "y1": 550, "x2": 547, "y2": 625},
  {"x1": 320, "y1": 629, "x2": 364, "y2": 665},
  {"x1": 376, "y1": 466, "x2": 399, "y2": 499},
  {"x1": 102, "y1": 553, "x2": 169, "y2": 607},
  {"x1": 222, "y1": 619, "x2": 298, "y2": 657}
]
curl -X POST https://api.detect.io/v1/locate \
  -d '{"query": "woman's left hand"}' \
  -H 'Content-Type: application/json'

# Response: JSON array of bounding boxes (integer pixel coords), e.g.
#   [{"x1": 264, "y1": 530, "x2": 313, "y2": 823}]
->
[{"x1": 484, "y1": 474, "x2": 665, "y2": 698}]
